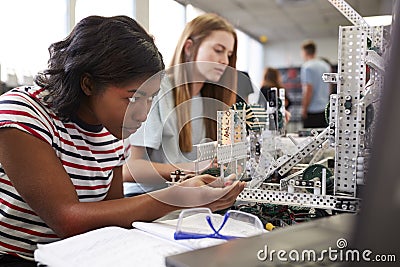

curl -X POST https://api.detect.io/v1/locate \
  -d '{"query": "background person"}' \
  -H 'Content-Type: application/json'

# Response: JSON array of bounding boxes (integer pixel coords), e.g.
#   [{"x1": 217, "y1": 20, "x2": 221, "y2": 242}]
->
[
  {"x1": 258, "y1": 67, "x2": 291, "y2": 110},
  {"x1": 258, "y1": 67, "x2": 292, "y2": 124},
  {"x1": 300, "y1": 40, "x2": 331, "y2": 128},
  {"x1": 123, "y1": 13, "x2": 238, "y2": 196},
  {"x1": 0, "y1": 15, "x2": 245, "y2": 266}
]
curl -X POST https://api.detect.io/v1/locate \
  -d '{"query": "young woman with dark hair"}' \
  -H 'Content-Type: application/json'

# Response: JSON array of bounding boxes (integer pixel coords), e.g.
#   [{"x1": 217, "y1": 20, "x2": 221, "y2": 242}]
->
[{"x1": 0, "y1": 15, "x2": 244, "y2": 265}]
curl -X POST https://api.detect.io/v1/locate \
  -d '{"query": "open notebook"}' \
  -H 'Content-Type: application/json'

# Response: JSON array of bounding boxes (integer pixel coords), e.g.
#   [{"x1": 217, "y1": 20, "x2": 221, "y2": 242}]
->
[{"x1": 34, "y1": 211, "x2": 266, "y2": 267}]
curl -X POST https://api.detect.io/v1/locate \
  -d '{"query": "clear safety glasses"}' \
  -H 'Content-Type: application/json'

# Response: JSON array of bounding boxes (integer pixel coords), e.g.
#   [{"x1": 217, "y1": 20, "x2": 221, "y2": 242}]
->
[{"x1": 174, "y1": 207, "x2": 264, "y2": 241}]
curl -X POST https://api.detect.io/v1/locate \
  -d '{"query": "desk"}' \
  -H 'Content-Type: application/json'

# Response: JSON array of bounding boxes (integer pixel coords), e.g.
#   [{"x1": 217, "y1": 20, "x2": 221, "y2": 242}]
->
[
  {"x1": 34, "y1": 209, "x2": 225, "y2": 267},
  {"x1": 166, "y1": 213, "x2": 356, "y2": 267}
]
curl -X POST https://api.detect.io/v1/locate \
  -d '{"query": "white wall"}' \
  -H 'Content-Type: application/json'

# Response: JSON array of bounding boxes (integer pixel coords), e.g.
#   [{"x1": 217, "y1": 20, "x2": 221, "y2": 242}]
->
[{"x1": 263, "y1": 37, "x2": 339, "y2": 68}]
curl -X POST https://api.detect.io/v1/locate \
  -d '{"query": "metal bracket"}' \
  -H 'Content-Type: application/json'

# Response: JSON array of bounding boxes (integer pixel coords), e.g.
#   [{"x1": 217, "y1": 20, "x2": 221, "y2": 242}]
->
[
  {"x1": 322, "y1": 73, "x2": 342, "y2": 84},
  {"x1": 365, "y1": 49, "x2": 385, "y2": 73},
  {"x1": 328, "y1": 0, "x2": 373, "y2": 38},
  {"x1": 278, "y1": 128, "x2": 330, "y2": 176}
]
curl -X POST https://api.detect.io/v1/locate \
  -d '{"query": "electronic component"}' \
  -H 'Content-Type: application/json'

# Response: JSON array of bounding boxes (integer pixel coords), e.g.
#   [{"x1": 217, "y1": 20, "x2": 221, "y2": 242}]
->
[{"x1": 173, "y1": 0, "x2": 387, "y2": 214}]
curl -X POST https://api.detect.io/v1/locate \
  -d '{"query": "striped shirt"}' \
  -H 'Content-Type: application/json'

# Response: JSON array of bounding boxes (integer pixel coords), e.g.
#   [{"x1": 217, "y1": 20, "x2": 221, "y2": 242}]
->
[{"x1": 0, "y1": 86, "x2": 130, "y2": 259}]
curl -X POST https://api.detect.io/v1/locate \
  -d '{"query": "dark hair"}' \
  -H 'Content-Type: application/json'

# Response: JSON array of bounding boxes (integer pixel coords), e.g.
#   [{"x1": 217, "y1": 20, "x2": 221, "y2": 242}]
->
[
  {"x1": 302, "y1": 40, "x2": 316, "y2": 56},
  {"x1": 35, "y1": 15, "x2": 164, "y2": 119}
]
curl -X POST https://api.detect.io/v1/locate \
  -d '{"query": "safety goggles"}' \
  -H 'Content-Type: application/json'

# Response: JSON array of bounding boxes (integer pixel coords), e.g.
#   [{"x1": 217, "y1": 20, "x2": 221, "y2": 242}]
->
[{"x1": 174, "y1": 207, "x2": 264, "y2": 241}]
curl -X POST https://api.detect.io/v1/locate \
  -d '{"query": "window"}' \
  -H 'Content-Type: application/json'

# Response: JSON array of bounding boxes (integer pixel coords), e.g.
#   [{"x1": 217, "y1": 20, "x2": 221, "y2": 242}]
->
[
  {"x1": 236, "y1": 29, "x2": 250, "y2": 72},
  {"x1": 248, "y1": 37, "x2": 264, "y2": 90},
  {"x1": 186, "y1": 4, "x2": 204, "y2": 22},
  {"x1": 149, "y1": 0, "x2": 185, "y2": 66},
  {"x1": 0, "y1": 0, "x2": 67, "y2": 84},
  {"x1": 75, "y1": 0, "x2": 135, "y2": 23}
]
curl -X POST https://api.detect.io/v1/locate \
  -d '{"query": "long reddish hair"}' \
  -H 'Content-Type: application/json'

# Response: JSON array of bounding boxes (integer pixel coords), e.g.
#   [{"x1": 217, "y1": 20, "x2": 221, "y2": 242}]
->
[{"x1": 169, "y1": 13, "x2": 238, "y2": 152}]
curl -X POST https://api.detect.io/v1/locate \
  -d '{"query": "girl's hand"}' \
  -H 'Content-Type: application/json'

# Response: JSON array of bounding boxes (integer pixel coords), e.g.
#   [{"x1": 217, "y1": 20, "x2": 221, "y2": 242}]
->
[{"x1": 173, "y1": 174, "x2": 246, "y2": 211}]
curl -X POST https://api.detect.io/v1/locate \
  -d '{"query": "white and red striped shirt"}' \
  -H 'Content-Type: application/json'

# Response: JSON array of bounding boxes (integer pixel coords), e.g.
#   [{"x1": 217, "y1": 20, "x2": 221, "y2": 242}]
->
[{"x1": 0, "y1": 86, "x2": 130, "y2": 259}]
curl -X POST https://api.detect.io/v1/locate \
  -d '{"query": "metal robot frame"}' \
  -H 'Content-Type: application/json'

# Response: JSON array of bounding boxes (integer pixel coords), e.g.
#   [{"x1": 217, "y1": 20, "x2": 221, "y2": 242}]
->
[{"x1": 190, "y1": 0, "x2": 389, "y2": 213}]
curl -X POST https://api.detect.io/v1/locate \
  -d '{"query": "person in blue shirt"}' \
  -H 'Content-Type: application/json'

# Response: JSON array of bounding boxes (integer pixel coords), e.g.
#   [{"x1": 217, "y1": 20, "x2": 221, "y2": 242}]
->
[{"x1": 300, "y1": 40, "x2": 331, "y2": 128}]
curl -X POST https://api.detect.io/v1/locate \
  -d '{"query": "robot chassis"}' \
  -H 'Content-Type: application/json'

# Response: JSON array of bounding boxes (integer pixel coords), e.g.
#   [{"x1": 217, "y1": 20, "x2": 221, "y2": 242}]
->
[{"x1": 188, "y1": 0, "x2": 389, "y2": 213}]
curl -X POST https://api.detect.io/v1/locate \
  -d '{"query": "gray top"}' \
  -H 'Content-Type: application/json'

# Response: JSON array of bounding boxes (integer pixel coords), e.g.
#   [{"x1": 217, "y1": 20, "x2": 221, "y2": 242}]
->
[
  {"x1": 129, "y1": 76, "x2": 206, "y2": 164},
  {"x1": 124, "y1": 77, "x2": 206, "y2": 195},
  {"x1": 300, "y1": 58, "x2": 331, "y2": 113}
]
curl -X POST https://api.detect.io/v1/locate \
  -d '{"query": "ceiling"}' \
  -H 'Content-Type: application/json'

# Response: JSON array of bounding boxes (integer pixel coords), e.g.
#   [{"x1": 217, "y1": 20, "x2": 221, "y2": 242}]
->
[{"x1": 175, "y1": 0, "x2": 394, "y2": 44}]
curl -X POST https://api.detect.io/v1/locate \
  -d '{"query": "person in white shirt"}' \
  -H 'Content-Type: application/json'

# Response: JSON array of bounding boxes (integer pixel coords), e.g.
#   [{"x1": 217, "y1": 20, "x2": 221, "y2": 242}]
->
[{"x1": 123, "y1": 13, "x2": 239, "y2": 196}]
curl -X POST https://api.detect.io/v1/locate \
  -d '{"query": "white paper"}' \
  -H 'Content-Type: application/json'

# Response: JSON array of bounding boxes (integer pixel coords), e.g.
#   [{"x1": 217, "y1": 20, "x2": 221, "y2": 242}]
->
[
  {"x1": 34, "y1": 227, "x2": 191, "y2": 267},
  {"x1": 133, "y1": 220, "x2": 226, "y2": 250},
  {"x1": 35, "y1": 212, "x2": 267, "y2": 266}
]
